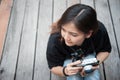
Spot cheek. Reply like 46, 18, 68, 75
72, 38, 82, 43
72, 36, 85, 45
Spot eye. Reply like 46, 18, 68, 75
72, 34, 78, 37
61, 27, 66, 32
70, 33, 78, 37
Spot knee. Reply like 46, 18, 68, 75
67, 74, 83, 80
85, 70, 100, 80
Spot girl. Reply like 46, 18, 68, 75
46, 4, 111, 80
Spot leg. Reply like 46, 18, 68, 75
84, 54, 100, 80
63, 53, 100, 80
67, 74, 83, 80
63, 59, 83, 80
84, 69, 100, 80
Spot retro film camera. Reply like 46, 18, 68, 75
71, 49, 99, 74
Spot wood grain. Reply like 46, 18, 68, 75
0, 0, 120, 80
95, 0, 120, 80
0, 0, 27, 80
33, 0, 52, 79
0, 0, 13, 59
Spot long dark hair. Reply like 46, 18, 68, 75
51, 4, 98, 35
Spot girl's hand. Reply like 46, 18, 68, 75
65, 60, 82, 76
80, 65, 99, 77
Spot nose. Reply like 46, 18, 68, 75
64, 33, 70, 41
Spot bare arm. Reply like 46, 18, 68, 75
51, 66, 64, 76
96, 52, 110, 64
50, 60, 82, 77
51, 52, 110, 76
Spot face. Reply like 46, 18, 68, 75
61, 22, 92, 46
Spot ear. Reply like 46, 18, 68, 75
85, 30, 93, 38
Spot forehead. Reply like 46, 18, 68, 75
62, 22, 82, 33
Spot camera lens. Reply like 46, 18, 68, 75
84, 65, 93, 74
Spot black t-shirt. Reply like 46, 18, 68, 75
46, 22, 111, 69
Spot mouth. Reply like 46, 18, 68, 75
65, 40, 72, 44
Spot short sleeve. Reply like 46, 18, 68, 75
92, 22, 112, 54
46, 33, 65, 69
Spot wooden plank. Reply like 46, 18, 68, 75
80, 0, 105, 80
99, 64, 105, 80
95, 0, 120, 80
0, 0, 27, 80
109, 0, 120, 56
51, 0, 67, 80
51, 74, 66, 80
0, 0, 13, 59
15, 0, 39, 80
33, 0, 52, 80
67, 0, 80, 8
81, 0, 94, 8
53, 0, 67, 22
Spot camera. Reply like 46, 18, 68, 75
79, 58, 99, 67
77, 58, 99, 73
71, 49, 99, 74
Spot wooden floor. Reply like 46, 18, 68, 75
0, 0, 13, 58
0, 0, 120, 80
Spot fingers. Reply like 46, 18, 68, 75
67, 68, 80, 75
80, 68, 86, 77
67, 60, 81, 67
65, 60, 82, 76
68, 66, 82, 72
80, 65, 100, 77
65, 66, 82, 76
92, 65, 99, 70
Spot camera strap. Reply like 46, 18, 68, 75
70, 47, 85, 62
